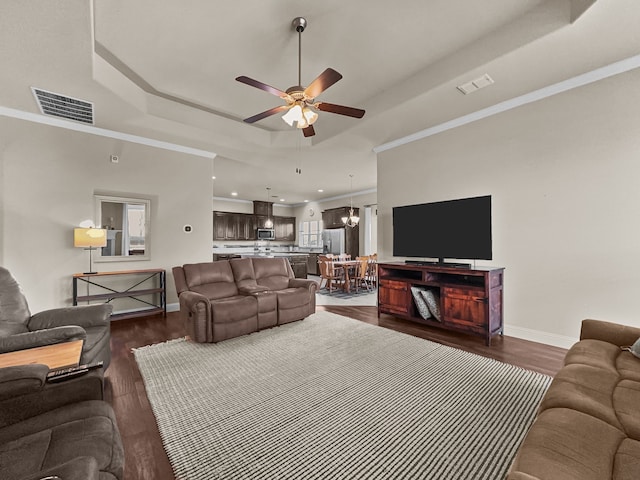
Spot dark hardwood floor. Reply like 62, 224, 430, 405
106, 307, 567, 480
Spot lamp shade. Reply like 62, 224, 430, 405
74, 228, 107, 248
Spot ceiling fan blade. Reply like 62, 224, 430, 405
236, 76, 291, 99
243, 104, 290, 124
316, 102, 365, 119
304, 68, 343, 99
302, 125, 316, 137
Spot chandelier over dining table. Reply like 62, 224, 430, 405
342, 174, 360, 228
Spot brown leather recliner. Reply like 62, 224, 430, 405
0, 267, 112, 368
173, 257, 317, 343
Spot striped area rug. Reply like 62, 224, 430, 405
133, 311, 551, 480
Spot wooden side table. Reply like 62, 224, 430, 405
0, 339, 83, 369
73, 269, 166, 321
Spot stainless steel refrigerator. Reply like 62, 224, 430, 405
321, 229, 345, 254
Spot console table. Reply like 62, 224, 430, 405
73, 269, 166, 321
377, 262, 504, 345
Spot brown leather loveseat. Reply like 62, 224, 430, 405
508, 319, 640, 480
173, 257, 317, 343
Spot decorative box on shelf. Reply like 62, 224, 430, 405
72, 269, 166, 321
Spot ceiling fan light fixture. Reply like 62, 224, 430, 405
303, 106, 318, 125
282, 104, 303, 127
282, 103, 317, 129
237, 16, 365, 137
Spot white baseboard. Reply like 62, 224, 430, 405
504, 324, 577, 349
167, 302, 179, 313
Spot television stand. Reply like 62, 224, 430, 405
404, 259, 471, 269
378, 262, 504, 345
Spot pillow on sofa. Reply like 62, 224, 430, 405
420, 290, 441, 322
410, 287, 431, 320
624, 337, 640, 359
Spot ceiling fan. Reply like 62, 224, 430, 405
236, 17, 365, 138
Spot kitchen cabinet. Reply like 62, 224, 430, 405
213, 212, 236, 240
213, 212, 254, 240
307, 253, 319, 276
274, 216, 296, 241
213, 211, 296, 241
287, 255, 308, 278
322, 206, 359, 229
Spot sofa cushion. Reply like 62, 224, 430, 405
614, 378, 640, 440
618, 352, 640, 382
230, 258, 258, 289
276, 287, 311, 310
510, 407, 626, 480
0, 400, 123, 480
539, 363, 622, 428
210, 296, 257, 324
253, 258, 291, 291
564, 339, 620, 373
0, 267, 31, 327
614, 438, 640, 479
183, 262, 238, 300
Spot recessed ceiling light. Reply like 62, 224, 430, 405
231, 192, 238, 196
211, 176, 216, 180
280, 198, 285, 202
304, 199, 309, 203
318, 189, 324, 193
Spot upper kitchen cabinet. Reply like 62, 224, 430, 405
213, 211, 236, 240
213, 212, 255, 240
274, 216, 296, 241
322, 206, 359, 229
213, 211, 296, 242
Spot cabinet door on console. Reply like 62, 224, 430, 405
379, 280, 410, 315
442, 287, 487, 332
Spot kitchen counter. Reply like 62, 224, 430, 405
239, 252, 309, 258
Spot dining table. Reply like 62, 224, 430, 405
330, 259, 359, 293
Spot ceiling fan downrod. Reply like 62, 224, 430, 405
292, 17, 307, 87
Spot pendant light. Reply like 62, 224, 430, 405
341, 174, 360, 228
264, 187, 274, 228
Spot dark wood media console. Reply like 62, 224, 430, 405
377, 262, 505, 345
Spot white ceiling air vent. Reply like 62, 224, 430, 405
31, 87, 94, 124
457, 74, 495, 95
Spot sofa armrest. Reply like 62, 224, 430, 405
28, 304, 113, 330
0, 326, 86, 354
580, 319, 640, 346
0, 364, 48, 401
0, 365, 104, 428
288, 278, 318, 292
179, 291, 212, 342
20, 456, 100, 480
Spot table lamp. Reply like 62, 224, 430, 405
74, 227, 107, 274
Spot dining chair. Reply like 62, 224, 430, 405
366, 254, 378, 287
318, 259, 345, 294
351, 257, 372, 293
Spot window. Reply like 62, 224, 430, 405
299, 220, 322, 247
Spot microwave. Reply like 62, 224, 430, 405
257, 228, 275, 240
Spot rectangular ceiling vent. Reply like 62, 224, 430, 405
457, 74, 495, 95
31, 87, 94, 124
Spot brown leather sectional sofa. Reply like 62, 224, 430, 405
508, 319, 640, 479
173, 257, 317, 343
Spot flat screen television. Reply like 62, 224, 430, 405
392, 195, 492, 266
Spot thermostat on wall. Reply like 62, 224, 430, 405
183, 225, 193, 233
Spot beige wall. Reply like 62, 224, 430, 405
378, 69, 640, 347
1, 117, 213, 311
